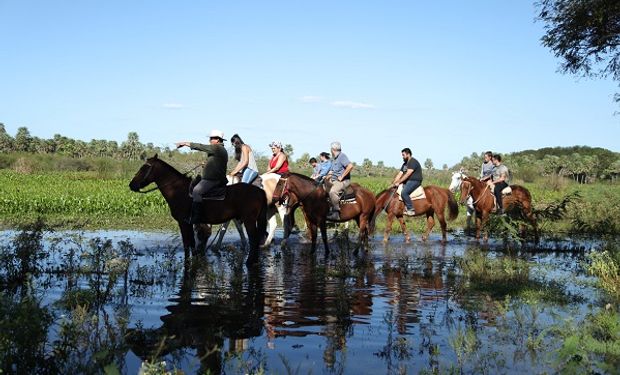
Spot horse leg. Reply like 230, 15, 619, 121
422, 214, 434, 242
307, 222, 318, 253
397, 215, 410, 243
263, 206, 278, 247
474, 215, 482, 241
480, 212, 490, 242
436, 211, 448, 244
194, 223, 212, 256
179, 222, 195, 258
243, 220, 260, 266
320, 220, 329, 255
384, 212, 395, 243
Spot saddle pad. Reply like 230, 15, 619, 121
202, 186, 226, 201
502, 186, 512, 195
396, 184, 426, 201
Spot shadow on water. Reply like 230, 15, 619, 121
1, 225, 618, 374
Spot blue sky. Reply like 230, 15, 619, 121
1, 1, 618, 168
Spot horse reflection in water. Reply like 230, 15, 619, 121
126, 262, 265, 374
127, 245, 462, 373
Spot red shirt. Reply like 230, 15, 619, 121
269, 153, 289, 175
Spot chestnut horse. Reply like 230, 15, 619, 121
129, 155, 268, 265
458, 176, 538, 241
281, 173, 376, 254
373, 185, 458, 243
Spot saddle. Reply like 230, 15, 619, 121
189, 175, 227, 201
491, 185, 513, 212
396, 185, 426, 201
340, 185, 356, 202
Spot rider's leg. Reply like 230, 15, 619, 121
241, 168, 258, 184
401, 180, 420, 216
493, 182, 507, 214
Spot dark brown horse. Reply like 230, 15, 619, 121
373, 186, 458, 243
459, 176, 538, 241
129, 155, 268, 264
281, 173, 376, 254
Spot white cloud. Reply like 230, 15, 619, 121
330, 100, 376, 109
162, 103, 186, 110
299, 95, 323, 103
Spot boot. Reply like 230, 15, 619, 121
326, 208, 340, 221
189, 202, 204, 224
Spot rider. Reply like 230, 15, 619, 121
229, 133, 259, 184
265, 141, 289, 176
479, 151, 495, 182
314, 152, 332, 184
327, 141, 353, 220
392, 147, 423, 216
488, 153, 509, 215
309, 157, 319, 178
175, 129, 228, 224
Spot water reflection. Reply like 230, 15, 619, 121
1, 229, 610, 374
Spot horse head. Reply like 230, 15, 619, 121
449, 171, 466, 193
129, 154, 160, 192
458, 177, 475, 205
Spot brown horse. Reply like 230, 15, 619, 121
373, 185, 458, 243
281, 173, 376, 254
459, 176, 538, 241
129, 155, 268, 265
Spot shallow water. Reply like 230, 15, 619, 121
0, 228, 606, 374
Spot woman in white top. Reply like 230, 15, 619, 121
229, 134, 259, 184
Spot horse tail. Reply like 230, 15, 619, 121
369, 187, 394, 234
446, 189, 459, 221
429, 186, 458, 222
258, 193, 268, 238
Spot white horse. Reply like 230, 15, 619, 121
449, 170, 475, 223
228, 173, 288, 247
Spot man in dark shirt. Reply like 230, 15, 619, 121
175, 129, 228, 223
392, 148, 423, 216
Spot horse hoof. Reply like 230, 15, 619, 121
382, 238, 389, 243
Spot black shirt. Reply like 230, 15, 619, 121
400, 157, 423, 182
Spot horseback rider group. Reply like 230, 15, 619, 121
177, 129, 509, 224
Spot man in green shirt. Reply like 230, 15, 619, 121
176, 129, 229, 223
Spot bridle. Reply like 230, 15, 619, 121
462, 178, 490, 205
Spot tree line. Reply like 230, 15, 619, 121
456, 146, 620, 183
2, 123, 619, 182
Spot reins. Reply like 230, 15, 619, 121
298, 179, 322, 203
382, 186, 398, 213
136, 162, 203, 194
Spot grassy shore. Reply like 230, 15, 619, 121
1, 170, 619, 235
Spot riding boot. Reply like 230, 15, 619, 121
327, 207, 340, 221
189, 202, 204, 224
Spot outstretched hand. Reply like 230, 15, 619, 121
175, 141, 188, 149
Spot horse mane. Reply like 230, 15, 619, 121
149, 157, 190, 181
289, 172, 316, 183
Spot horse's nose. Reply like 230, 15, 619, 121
129, 181, 139, 192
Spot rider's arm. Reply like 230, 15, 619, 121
492, 170, 507, 184
392, 171, 403, 185
230, 145, 250, 175
338, 163, 354, 181
318, 162, 331, 178
395, 169, 414, 185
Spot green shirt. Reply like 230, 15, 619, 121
189, 142, 228, 182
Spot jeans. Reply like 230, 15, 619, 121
493, 181, 508, 211
241, 168, 259, 184
401, 180, 422, 210
329, 179, 350, 211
